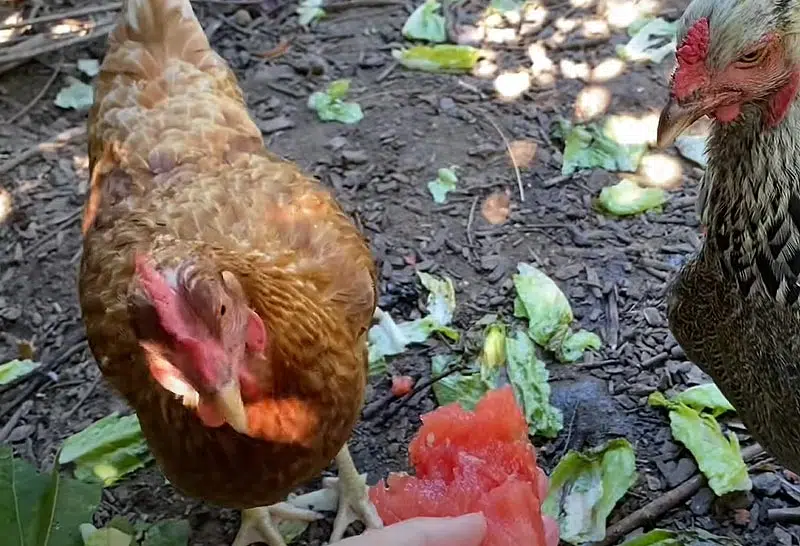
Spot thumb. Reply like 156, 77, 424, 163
343, 513, 487, 546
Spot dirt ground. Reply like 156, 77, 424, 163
2, 0, 800, 544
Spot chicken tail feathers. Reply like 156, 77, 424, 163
107, 0, 212, 71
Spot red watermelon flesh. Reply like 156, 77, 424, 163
369, 386, 548, 546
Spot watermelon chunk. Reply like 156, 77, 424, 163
369, 386, 549, 546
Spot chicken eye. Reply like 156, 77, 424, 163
737, 50, 763, 65
220, 305, 226, 316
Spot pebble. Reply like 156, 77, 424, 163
690, 487, 715, 516
774, 527, 793, 545
341, 150, 369, 164
664, 457, 697, 488
257, 116, 295, 134
233, 9, 252, 26
752, 472, 782, 497
642, 306, 663, 327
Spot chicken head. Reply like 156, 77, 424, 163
657, 0, 800, 147
130, 254, 267, 434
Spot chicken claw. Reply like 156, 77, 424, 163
325, 444, 384, 542
232, 503, 324, 546
288, 444, 384, 543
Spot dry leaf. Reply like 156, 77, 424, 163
508, 140, 538, 169
733, 508, 751, 526
481, 191, 511, 224
17, 339, 35, 360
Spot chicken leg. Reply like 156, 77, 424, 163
323, 444, 384, 542
231, 502, 323, 546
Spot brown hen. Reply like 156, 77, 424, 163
78, 0, 384, 544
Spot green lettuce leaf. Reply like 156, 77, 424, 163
402, 0, 447, 43
505, 330, 563, 437
616, 17, 677, 63
430, 354, 495, 410
557, 119, 647, 176
307, 79, 363, 124
0, 359, 41, 385
543, 439, 638, 544
673, 384, 735, 417
619, 528, 742, 546
649, 392, 751, 496
597, 179, 667, 217
427, 167, 458, 204
59, 413, 153, 486
392, 45, 480, 72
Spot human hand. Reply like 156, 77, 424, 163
339, 467, 559, 546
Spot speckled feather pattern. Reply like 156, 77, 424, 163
669, 84, 800, 471
78, 0, 377, 507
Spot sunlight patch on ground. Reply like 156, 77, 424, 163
528, 42, 556, 86
568, 0, 594, 8
495, 70, 531, 99
475, 58, 499, 78
51, 18, 94, 38
592, 57, 627, 82
639, 153, 683, 188
0, 188, 11, 225
560, 59, 590, 80
604, 0, 661, 29
0, 12, 24, 44
604, 113, 660, 146
574, 86, 611, 121
582, 18, 610, 38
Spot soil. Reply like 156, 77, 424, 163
1, 0, 798, 545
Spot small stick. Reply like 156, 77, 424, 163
0, 3, 122, 32
0, 125, 86, 175
767, 507, 800, 524
62, 374, 101, 421
466, 195, 478, 247
466, 106, 525, 202
0, 400, 33, 443
596, 444, 764, 546
0, 23, 114, 70
5, 58, 62, 125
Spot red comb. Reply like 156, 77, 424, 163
672, 17, 710, 100
677, 17, 710, 66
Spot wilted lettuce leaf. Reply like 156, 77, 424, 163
619, 528, 742, 546
675, 134, 708, 168
430, 354, 497, 410
513, 263, 601, 362
427, 167, 458, 204
392, 45, 481, 72
59, 413, 153, 486
55, 77, 94, 110
81, 524, 132, 546
673, 384, 735, 417
0, 359, 41, 385
597, 179, 667, 217
307, 79, 363, 124
505, 330, 563, 437
297, 0, 325, 25
557, 119, 646, 176
543, 439, 638, 544
402, 0, 447, 43
481, 322, 507, 370
649, 392, 751, 496
141, 519, 191, 546
560, 330, 603, 363
616, 17, 677, 63
418, 271, 456, 326
1, 447, 103, 546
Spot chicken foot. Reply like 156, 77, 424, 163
287, 444, 384, 543
231, 502, 323, 546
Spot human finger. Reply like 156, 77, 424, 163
338, 513, 487, 546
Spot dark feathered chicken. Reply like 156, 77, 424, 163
658, 0, 800, 474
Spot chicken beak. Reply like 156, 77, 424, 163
211, 379, 249, 434
656, 97, 703, 149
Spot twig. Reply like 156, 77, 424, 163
0, 400, 33, 443
5, 57, 62, 125
466, 195, 478, 247
541, 174, 571, 188
61, 374, 101, 421
466, 106, 525, 202
325, 0, 406, 13
0, 125, 86, 175
767, 507, 800, 524
595, 444, 764, 546
0, 3, 122, 32
26, 209, 81, 257
0, 22, 114, 71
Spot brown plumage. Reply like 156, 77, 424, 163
79, 0, 383, 543
658, 0, 800, 476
